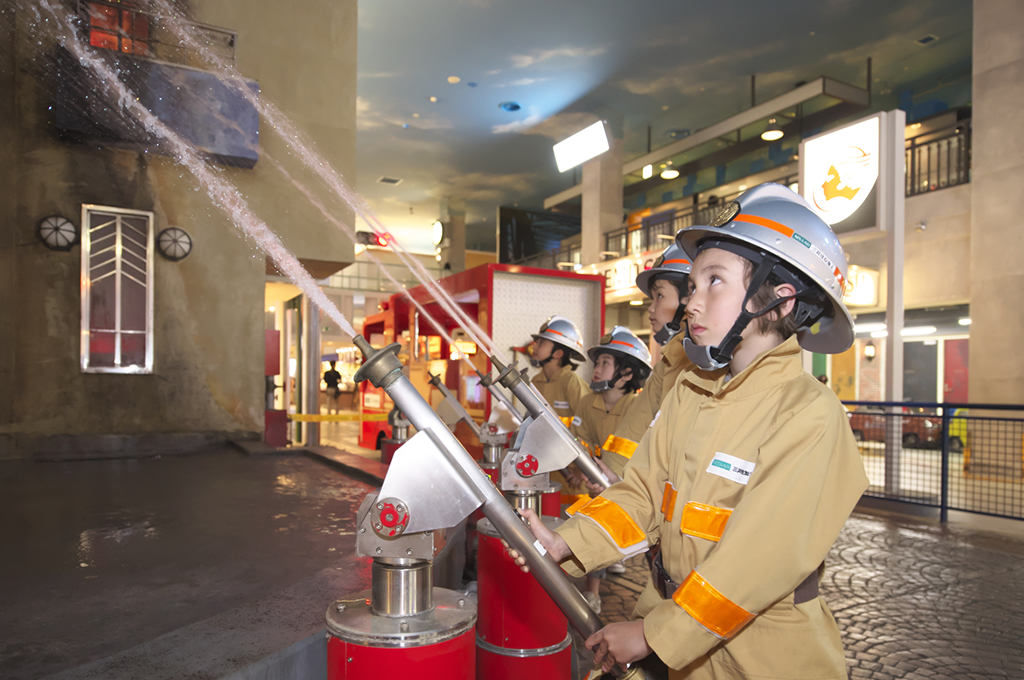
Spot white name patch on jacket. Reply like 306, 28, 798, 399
706, 452, 756, 485
554, 400, 569, 410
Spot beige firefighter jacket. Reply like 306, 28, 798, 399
556, 337, 868, 678
601, 338, 692, 477
531, 363, 588, 420
561, 390, 639, 498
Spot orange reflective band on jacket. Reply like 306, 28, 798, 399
565, 495, 593, 516
573, 496, 647, 549
602, 435, 638, 460
561, 493, 590, 507
680, 502, 733, 542
661, 482, 678, 521
672, 571, 754, 639
560, 416, 573, 428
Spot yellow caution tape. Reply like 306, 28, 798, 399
287, 413, 390, 422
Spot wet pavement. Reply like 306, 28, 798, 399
0, 448, 373, 680
593, 511, 1024, 678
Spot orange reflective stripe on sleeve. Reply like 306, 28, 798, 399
564, 495, 593, 515
574, 496, 647, 549
679, 502, 732, 542
672, 571, 754, 639
660, 482, 678, 521
602, 435, 638, 460
560, 416, 573, 428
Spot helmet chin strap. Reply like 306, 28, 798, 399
589, 368, 623, 393
683, 254, 800, 371
529, 353, 553, 369
653, 303, 688, 346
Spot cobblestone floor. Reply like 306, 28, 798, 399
590, 510, 1024, 678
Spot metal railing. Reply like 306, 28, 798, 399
905, 121, 971, 197
844, 400, 1024, 522
509, 242, 580, 270
324, 261, 444, 293
77, 0, 236, 66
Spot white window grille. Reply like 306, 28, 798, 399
80, 205, 154, 373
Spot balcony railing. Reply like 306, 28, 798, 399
509, 242, 581, 270
325, 261, 444, 293
905, 121, 971, 197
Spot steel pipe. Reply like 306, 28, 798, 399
490, 355, 611, 491
476, 369, 525, 424
429, 372, 482, 438
351, 337, 640, 677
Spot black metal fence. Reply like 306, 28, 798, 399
843, 401, 1024, 522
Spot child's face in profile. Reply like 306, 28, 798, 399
686, 248, 750, 348
647, 278, 683, 333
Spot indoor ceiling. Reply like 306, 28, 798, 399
355, 0, 972, 253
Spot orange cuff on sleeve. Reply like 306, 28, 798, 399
679, 502, 732, 542
560, 416, 573, 428
672, 571, 754, 639
574, 496, 647, 549
602, 435, 638, 460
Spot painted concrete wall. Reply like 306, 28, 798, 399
843, 183, 972, 315
0, 0, 356, 451
969, 0, 1024, 404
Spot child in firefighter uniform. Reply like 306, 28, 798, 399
600, 244, 694, 479
517, 184, 869, 678
568, 327, 653, 611
528, 315, 589, 420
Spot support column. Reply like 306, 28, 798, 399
441, 197, 466, 273
969, 0, 1024, 404
580, 138, 624, 267
304, 296, 321, 447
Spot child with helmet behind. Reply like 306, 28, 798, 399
513, 183, 869, 679
566, 326, 653, 612
598, 243, 694, 481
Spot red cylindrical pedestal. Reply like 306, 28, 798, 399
476, 635, 572, 680
326, 587, 476, 680
541, 489, 561, 517
380, 438, 403, 465
476, 518, 568, 650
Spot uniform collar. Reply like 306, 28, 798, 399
661, 337, 690, 369
591, 390, 634, 414
680, 335, 803, 400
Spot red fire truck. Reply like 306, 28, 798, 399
358, 263, 605, 454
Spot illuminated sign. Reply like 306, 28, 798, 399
801, 115, 880, 230
843, 265, 879, 307
592, 250, 660, 294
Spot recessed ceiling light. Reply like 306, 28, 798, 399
809, 31, 816, 36
661, 105, 669, 111
412, 113, 419, 118
630, 300, 644, 306
499, 101, 521, 112
916, 34, 938, 46
661, 169, 680, 180
667, 128, 690, 139
447, 76, 461, 84
377, 176, 403, 185
429, 96, 438, 103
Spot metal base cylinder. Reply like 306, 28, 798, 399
326, 586, 476, 680
371, 559, 432, 616
503, 488, 542, 516
476, 634, 572, 680
477, 517, 568, 650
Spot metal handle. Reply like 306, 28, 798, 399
491, 355, 610, 491
353, 339, 607, 640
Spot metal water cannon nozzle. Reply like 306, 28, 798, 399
387, 407, 410, 442
476, 367, 525, 424
429, 372, 482, 438
489, 355, 611, 492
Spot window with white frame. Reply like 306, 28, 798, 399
80, 205, 154, 373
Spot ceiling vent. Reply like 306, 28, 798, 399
377, 176, 403, 186
916, 34, 938, 46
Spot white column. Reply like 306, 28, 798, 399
580, 138, 624, 267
